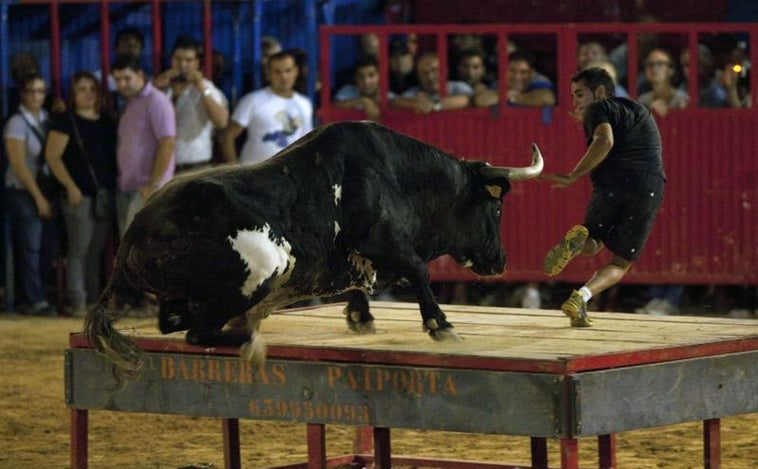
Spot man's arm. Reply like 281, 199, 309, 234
542, 122, 614, 188
220, 121, 244, 164
140, 136, 175, 200
200, 85, 229, 128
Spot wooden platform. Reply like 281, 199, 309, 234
66, 302, 758, 469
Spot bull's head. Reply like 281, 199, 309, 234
451, 144, 544, 276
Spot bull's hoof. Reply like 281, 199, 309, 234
239, 331, 266, 367
428, 327, 462, 342
344, 309, 376, 334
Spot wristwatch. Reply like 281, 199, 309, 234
202, 87, 213, 97
432, 98, 442, 111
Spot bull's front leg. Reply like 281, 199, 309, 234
385, 252, 461, 342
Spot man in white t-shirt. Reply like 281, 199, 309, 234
153, 35, 229, 173
221, 50, 313, 165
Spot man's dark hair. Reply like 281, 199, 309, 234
115, 26, 144, 47
354, 55, 379, 74
171, 35, 203, 59
111, 54, 143, 73
508, 50, 537, 69
571, 67, 616, 97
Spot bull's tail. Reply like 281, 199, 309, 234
83, 264, 144, 380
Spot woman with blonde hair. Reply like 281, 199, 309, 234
45, 71, 117, 316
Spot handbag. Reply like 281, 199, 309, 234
20, 112, 59, 200
67, 112, 113, 221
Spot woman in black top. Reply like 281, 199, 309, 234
45, 71, 117, 317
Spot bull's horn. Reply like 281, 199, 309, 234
482, 143, 544, 181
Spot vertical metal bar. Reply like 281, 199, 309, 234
560, 438, 580, 469
437, 30, 448, 97
1, 1, 9, 117
377, 29, 389, 111
99, 0, 111, 92
353, 425, 373, 454
373, 427, 391, 469
704, 418, 721, 469
252, 0, 262, 90
530, 437, 548, 469
221, 418, 241, 469
230, 2, 242, 104
305, 0, 317, 102
306, 423, 326, 469
151, 0, 162, 74
597, 434, 616, 469
627, 32, 638, 98
202, 0, 213, 78
558, 28, 577, 108
319, 28, 332, 112
49, 0, 62, 98
688, 30, 698, 107
497, 32, 509, 115
70, 408, 88, 469
750, 25, 758, 110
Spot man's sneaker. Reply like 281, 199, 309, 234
543, 225, 589, 276
561, 290, 593, 327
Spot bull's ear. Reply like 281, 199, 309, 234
485, 184, 502, 198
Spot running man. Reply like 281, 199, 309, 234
541, 67, 666, 327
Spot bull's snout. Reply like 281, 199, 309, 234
467, 250, 506, 277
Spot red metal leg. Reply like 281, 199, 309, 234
70, 408, 88, 469
307, 423, 326, 469
704, 418, 721, 469
222, 418, 241, 469
354, 425, 373, 454
598, 434, 616, 469
530, 437, 548, 469
560, 438, 579, 469
373, 427, 391, 469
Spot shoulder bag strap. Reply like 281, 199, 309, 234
18, 112, 47, 170
66, 112, 101, 188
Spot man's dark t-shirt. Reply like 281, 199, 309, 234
583, 97, 665, 187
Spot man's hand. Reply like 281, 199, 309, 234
153, 68, 181, 89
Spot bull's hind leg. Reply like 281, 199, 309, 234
185, 307, 249, 347
158, 299, 194, 334
343, 290, 375, 333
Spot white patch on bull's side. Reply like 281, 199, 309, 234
348, 251, 377, 292
228, 224, 296, 298
332, 184, 342, 205
333, 221, 341, 240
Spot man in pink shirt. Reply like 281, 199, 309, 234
112, 55, 176, 237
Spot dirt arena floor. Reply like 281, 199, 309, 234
1, 312, 756, 469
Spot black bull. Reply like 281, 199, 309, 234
86, 121, 543, 377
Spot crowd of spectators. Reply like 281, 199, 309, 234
1, 25, 754, 318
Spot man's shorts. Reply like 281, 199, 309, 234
584, 173, 664, 262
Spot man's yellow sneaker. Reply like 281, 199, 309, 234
561, 290, 593, 327
543, 225, 589, 276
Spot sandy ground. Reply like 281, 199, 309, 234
1, 312, 756, 469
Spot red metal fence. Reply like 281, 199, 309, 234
318, 23, 758, 285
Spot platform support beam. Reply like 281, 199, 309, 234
560, 438, 579, 469
704, 418, 721, 469
598, 434, 616, 469
530, 437, 548, 469
306, 423, 327, 469
222, 418, 241, 469
70, 408, 88, 469
374, 427, 391, 469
